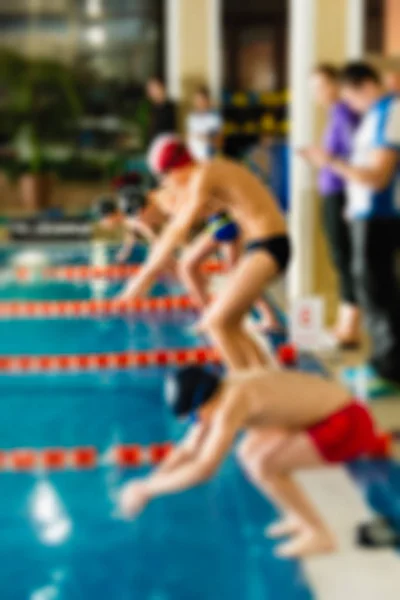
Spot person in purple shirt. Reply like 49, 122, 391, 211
301, 64, 360, 348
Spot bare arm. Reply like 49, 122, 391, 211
146, 410, 241, 498
300, 147, 398, 191
115, 230, 136, 263
328, 148, 398, 190
119, 168, 213, 299
151, 424, 208, 475
119, 385, 245, 517
129, 219, 157, 244
117, 219, 157, 262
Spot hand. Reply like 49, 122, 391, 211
114, 281, 138, 304
114, 276, 142, 303
119, 479, 151, 519
298, 146, 330, 169
116, 248, 131, 263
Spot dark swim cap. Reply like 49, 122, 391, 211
164, 365, 221, 418
94, 196, 118, 219
117, 184, 147, 216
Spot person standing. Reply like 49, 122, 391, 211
302, 62, 400, 392
146, 77, 177, 143
304, 64, 360, 348
186, 86, 224, 162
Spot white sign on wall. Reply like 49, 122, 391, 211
290, 296, 324, 350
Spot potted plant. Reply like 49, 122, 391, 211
0, 51, 82, 212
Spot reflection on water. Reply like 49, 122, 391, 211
30, 480, 72, 546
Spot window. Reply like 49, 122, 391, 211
0, 0, 164, 83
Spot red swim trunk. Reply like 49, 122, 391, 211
307, 401, 377, 463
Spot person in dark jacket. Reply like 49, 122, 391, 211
146, 77, 177, 143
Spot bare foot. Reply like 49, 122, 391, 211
254, 300, 281, 332
332, 303, 361, 347
275, 529, 336, 558
331, 328, 361, 348
265, 518, 302, 539
253, 319, 282, 333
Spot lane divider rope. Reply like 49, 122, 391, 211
0, 295, 196, 319
0, 442, 174, 472
15, 260, 225, 282
0, 346, 219, 373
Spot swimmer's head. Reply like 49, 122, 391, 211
164, 365, 222, 422
94, 196, 123, 229
118, 184, 147, 216
148, 134, 195, 180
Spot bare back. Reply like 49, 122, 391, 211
201, 158, 286, 240
221, 370, 350, 432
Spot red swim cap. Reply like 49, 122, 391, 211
148, 134, 194, 176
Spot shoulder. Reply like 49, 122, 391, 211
332, 102, 358, 126
208, 156, 237, 170
370, 95, 400, 123
372, 95, 400, 144
202, 157, 240, 182
196, 157, 229, 176
382, 95, 400, 124
216, 383, 247, 427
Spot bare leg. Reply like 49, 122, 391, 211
221, 242, 279, 331
220, 239, 242, 269
207, 321, 270, 369
179, 232, 219, 308
201, 252, 279, 370
254, 298, 281, 331
238, 430, 336, 558
238, 431, 301, 538
333, 303, 361, 345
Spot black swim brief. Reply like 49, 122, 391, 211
245, 234, 291, 273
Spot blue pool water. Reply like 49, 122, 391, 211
0, 244, 314, 599
2, 244, 400, 598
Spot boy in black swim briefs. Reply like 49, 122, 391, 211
118, 134, 291, 371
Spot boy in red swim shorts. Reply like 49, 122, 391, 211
120, 368, 382, 558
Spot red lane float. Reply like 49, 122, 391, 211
0, 434, 391, 473
0, 295, 196, 320
15, 260, 225, 282
0, 346, 219, 374
0, 443, 174, 472
277, 343, 298, 366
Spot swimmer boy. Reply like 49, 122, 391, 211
120, 367, 381, 558
95, 185, 170, 264
118, 134, 290, 370
179, 211, 278, 329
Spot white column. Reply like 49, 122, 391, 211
165, 0, 181, 100
208, 0, 223, 101
347, 0, 365, 59
288, 0, 316, 300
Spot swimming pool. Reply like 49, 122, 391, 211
0, 243, 315, 600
